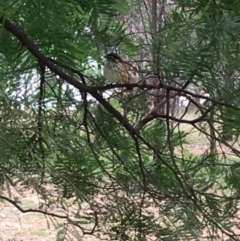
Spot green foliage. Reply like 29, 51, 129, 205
1, 0, 240, 240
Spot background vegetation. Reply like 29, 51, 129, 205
1, 0, 240, 240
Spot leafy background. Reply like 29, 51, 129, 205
1, 0, 240, 240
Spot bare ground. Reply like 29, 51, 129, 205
0, 190, 58, 241
1, 143, 239, 241
1, 113, 240, 241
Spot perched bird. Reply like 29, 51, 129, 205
103, 53, 132, 90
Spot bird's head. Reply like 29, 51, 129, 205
105, 53, 122, 62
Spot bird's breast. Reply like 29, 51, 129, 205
104, 66, 122, 83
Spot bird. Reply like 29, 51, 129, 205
103, 52, 132, 90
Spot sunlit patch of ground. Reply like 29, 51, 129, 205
0, 187, 100, 241
176, 111, 240, 156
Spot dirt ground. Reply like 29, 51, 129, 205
1, 113, 240, 241
0, 145, 240, 241
1, 143, 239, 241
0, 186, 102, 241
0, 188, 59, 241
